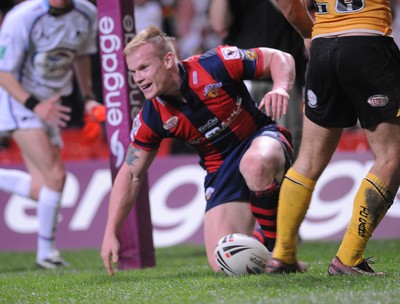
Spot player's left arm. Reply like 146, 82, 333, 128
73, 55, 103, 120
257, 47, 295, 121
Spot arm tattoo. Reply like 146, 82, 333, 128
125, 145, 143, 166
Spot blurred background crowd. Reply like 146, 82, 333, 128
0, 0, 223, 156
1, 0, 400, 157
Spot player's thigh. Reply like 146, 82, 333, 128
294, 116, 343, 179
204, 201, 255, 270
12, 128, 65, 190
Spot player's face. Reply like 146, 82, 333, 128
49, 0, 72, 8
127, 43, 173, 99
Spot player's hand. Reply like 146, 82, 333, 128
84, 100, 105, 122
34, 95, 71, 127
258, 88, 289, 121
101, 233, 120, 276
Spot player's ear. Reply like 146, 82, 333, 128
164, 52, 175, 69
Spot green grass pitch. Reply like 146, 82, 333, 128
1, 240, 400, 303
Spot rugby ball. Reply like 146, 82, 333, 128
214, 233, 271, 276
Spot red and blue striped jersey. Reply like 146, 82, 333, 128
130, 45, 274, 173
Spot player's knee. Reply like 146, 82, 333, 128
46, 166, 67, 191
240, 150, 266, 175
240, 152, 278, 189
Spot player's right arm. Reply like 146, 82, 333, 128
275, 0, 314, 39
209, 0, 233, 37
101, 145, 157, 276
0, 71, 31, 103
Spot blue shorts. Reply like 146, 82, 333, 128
204, 124, 293, 212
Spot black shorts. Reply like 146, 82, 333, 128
305, 36, 400, 128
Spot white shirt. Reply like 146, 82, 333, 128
0, 0, 98, 100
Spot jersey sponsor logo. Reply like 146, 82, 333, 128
198, 117, 219, 133
204, 82, 222, 98
221, 46, 240, 60
163, 116, 178, 130
243, 50, 257, 61
32, 48, 75, 79
205, 126, 221, 139
307, 89, 318, 108
367, 95, 388, 107
203, 97, 243, 140
220, 96, 242, 129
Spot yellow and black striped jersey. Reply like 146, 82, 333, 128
312, 0, 392, 38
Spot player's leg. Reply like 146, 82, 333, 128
0, 167, 31, 197
239, 135, 286, 252
204, 201, 255, 272
270, 116, 342, 269
328, 36, 400, 275
330, 117, 400, 275
12, 128, 68, 268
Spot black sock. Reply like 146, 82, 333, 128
250, 180, 280, 252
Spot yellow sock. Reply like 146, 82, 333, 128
337, 172, 393, 266
273, 168, 316, 264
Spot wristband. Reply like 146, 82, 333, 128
24, 96, 40, 111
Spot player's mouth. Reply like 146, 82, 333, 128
141, 83, 152, 93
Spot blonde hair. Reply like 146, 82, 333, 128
124, 26, 177, 62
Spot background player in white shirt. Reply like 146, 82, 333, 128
0, 0, 101, 269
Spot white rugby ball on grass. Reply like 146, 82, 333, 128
214, 233, 271, 276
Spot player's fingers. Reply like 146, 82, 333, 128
269, 93, 289, 120
274, 96, 285, 120
107, 260, 115, 277
112, 250, 119, 264
257, 99, 264, 111
277, 95, 289, 119
101, 252, 115, 276
270, 97, 278, 121
282, 97, 288, 115
261, 96, 272, 117
265, 94, 276, 120
56, 105, 71, 124
106, 261, 115, 276
58, 112, 71, 123
54, 111, 71, 128
57, 104, 72, 114
105, 251, 118, 276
